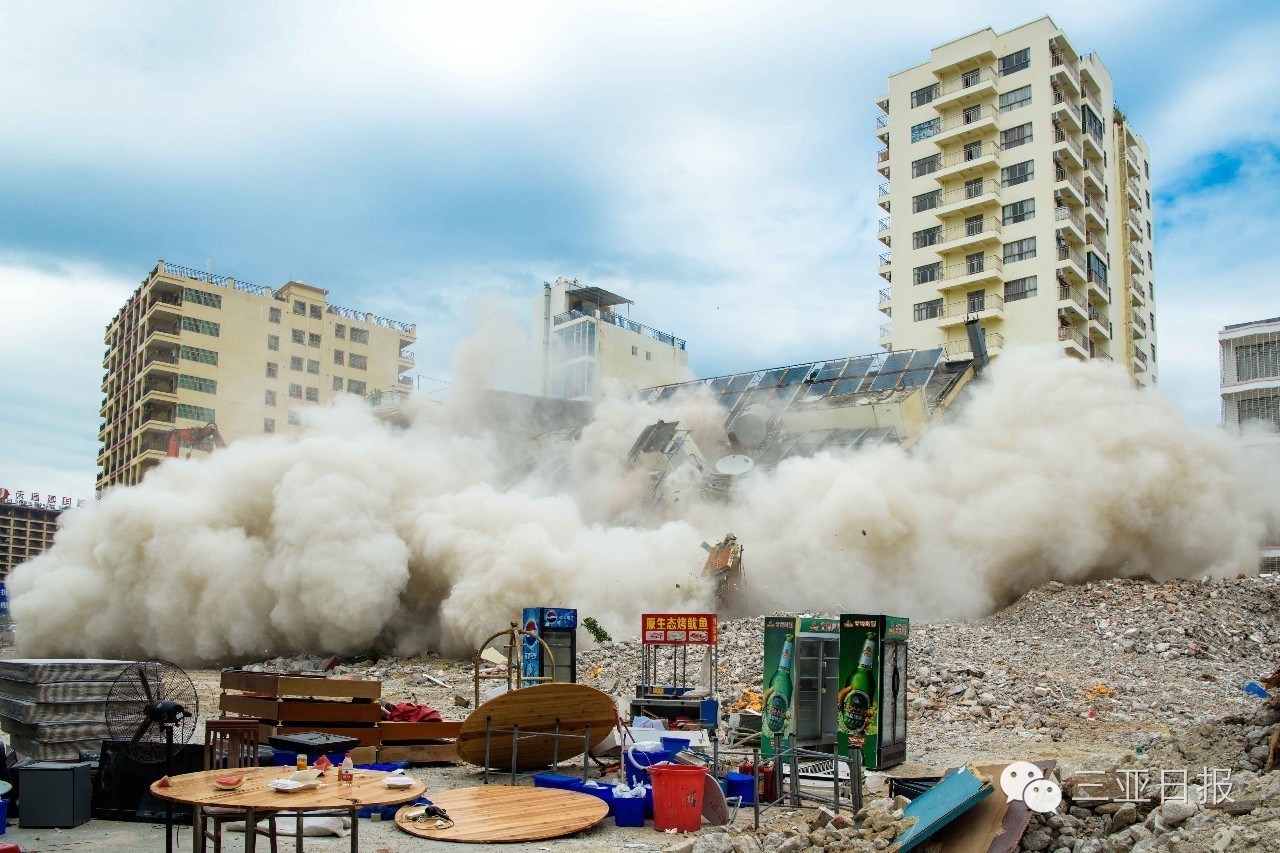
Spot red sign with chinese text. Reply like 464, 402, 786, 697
641, 613, 718, 645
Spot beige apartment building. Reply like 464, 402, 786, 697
98, 261, 416, 491
875, 17, 1158, 386
532, 277, 690, 400
0, 502, 63, 582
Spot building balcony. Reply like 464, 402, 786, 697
137, 446, 168, 466
1083, 158, 1105, 195
932, 67, 998, 110
932, 106, 998, 145
1133, 346, 1149, 372
1059, 324, 1088, 357
1131, 277, 1146, 306
399, 351, 415, 365
143, 296, 182, 326
875, 113, 889, 140
551, 304, 687, 350
1051, 90, 1082, 131
879, 321, 892, 340
1057, 245, 1087, 286
876, 93, 889, 113
1087, 270, 1111, 303
877, 217, 891, 246
878, 287, 892, 315
1126, 147, 1142, 177
943, 330, 1004, 359
1050, 51, 1081, 93
878, 182, 891, 212
1082, 86, 1103, 118
1055, 206, 1086, 245
1129, 242, 1145, 272
139, 383, 177, 408
1058, 282, 1088, 322
1083, 195, 1107, 233
935, 179, 999, 217
933, 145, 999, 181
1088, 304, 1111, 340
876, 147, 891, 178
1089, 340, 1111, 361
1131, 310, 1148, 339
938, 292, 1004, 328
937, 216, 1001, 253
145, 324, 181, 346
937, 254, 1003, 291
1127, 210, 1143, 240
1054, 166, 1085, 208
1083, 128, 1105, 161
1052, 127, 1083, 169
1126, 176, 1142, 209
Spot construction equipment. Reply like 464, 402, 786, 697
166, 423, 226, 458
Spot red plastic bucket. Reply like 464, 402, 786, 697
650, 764, 706, 832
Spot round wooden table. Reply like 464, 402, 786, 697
149, 766, 426, 853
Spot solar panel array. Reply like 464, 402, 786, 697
631, 348, 945, 423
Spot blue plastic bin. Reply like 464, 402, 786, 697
660, 736, 691, 753
533, 773, 580, 790
614, 795, 645, 827
725, 771, 756, 804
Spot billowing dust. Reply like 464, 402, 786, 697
11, 347, 1277, 665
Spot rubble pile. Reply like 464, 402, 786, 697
662, 798, 918, 853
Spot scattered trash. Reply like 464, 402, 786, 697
1244, 681, 1269, 698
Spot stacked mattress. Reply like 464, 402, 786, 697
0, 659, 136, 759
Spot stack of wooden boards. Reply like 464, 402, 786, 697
219, 669, 462, 763
0, 659, 136, 760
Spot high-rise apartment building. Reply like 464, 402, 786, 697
532, 277, 690, 400
0, 501, 62, 582
98, 260, 416, 492
874, 17, 1157, 385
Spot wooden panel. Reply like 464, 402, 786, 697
394, 786, 607, 843
378, 721, 463, 741
219, 693, 381, 723
378, 743, 459, 764
150, 767, 423, 810
456, 683, 617, 771
220, 670, 380, 700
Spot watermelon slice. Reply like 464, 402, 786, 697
157, 776, 171, 788
213, 774, 245, 790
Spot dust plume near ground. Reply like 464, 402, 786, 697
10, 348, 1277, 665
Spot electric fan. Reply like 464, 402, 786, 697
106, 660, 199, 853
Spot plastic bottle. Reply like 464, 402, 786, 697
296, 753, 307, 772
341, 753, 354, 784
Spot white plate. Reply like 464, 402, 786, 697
384, 777, 414, 789
268, 780, 319, 793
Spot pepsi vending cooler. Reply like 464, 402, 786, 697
521, 607, 578, 684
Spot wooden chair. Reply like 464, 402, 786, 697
200, 718, 278, 853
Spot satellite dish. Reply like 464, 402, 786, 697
729, 406, 770, 448
715, 454, 755, 476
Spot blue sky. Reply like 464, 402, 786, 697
2, 0, 1279, 500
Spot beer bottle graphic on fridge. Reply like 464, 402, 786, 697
763, 633, 795, 735
839, 634, 877, 738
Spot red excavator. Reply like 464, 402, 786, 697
166, 423, 227, 458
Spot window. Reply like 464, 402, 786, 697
1001, 160, 1034, 187
1000, 122, 1033, 150
334, 350, 345, 365
309, 304, 322, 320
999, 85, 1032, 113
350, 328, 369, 345
1145, 190, 1151, 208
1003, 237, 1037, 263
646, 352, 652, 361
347, 379, 366, 395
911, 83, 939, 108
265, 390, 277, 406
912, 153, 941, 177
264, 418, 275, 433
913, 226, 941, 249
308, 332, 321, 348
179, 345, 218, 365
306, 359, 319, 375
1148, 251, 1153, 270
1147, 221, 1152, 239
268, 334, 279, 351
913, 298, 943, 321
913, 262, 941, 285
178, 374, 216, 394
305, 387, 318, 402
288, 410, 301, 426
967, 289, 986, 312
963, 140, 983, 161
1236, 343, 1280, 382
266, 362, 278, 378
964, 214, 984, 236
332, 376, 344, 391
181, 316, 220, 337
293, 300, 306, 315
913, 189, 941, 213
1086, 252, 1109, 283
1238, 395, 1280, 428
1082, 104, 1105, 141
176, 403, 215, 422
1004, 276, 1038, 302
269, 306, 281, 324
1002, 198, 1035, 225
965, 252, 985, 274
334, 324, 345, 339
350, 353, 368, 370
998, 47, 1030, 76
1144, 161, 1150, 178
289, 383, 302, 399
911, 117, 940, 143
964, 177, 984, 198
182, 287, 221, 309
290, 356, 303, 371
291, 329, 305, 344
631, 345, 638, 356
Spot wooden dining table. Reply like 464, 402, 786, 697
149, 766, 427, 853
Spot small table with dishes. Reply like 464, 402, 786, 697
149, 765, 426, 853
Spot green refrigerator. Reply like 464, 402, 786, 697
836, 613, 908, 770
761, 616, 841, 757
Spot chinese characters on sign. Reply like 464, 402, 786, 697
1072, 768, 1233, 806
0, 488, 85, 509
641, 613, 718, 645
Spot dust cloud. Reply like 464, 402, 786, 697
10, 347, 1276, 665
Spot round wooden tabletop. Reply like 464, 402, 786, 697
456, 683, 618, 771
394, 785, 609, 843
149, 766, 426, 811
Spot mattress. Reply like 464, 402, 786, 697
0, 659, 135, 683
0, 679, 116, 703
0, 716, 112, 743
0, 696, 113, 724
4, 732, 102, 761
